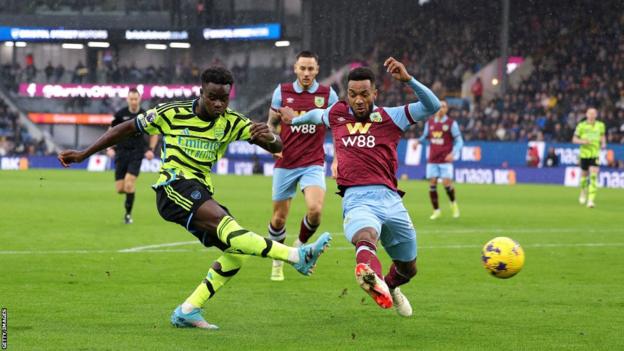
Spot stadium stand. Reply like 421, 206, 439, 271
1, 0, 623, 155
370, 0, 624, 144
0, 95, 45, 156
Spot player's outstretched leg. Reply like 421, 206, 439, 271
171, 253, 248, 329
192, 200, 331, 275
352, 229, 392, 309
216, 215, 331, 275
384, 261, 417, 317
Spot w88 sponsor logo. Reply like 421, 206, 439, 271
341, 135, 376, 148
290, 125, 317, 134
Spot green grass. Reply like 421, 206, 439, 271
1, 169, 623, 350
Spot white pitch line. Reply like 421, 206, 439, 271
421, 228, 624, 234
2, 242, 624, 255
113, 227, 624, 253
117, 241, 198, 253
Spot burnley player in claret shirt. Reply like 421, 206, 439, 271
415, 100, 464, 220
280, 58, 441, 317
265, 50, 339, 281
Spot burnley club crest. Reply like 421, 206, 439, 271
314, 96, 325, 108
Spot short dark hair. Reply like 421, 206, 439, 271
128, 87, 140, 95
201, 67, 234, 86
347, 67, 375, 85
295, 50, 319, 63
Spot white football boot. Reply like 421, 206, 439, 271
579, 189, 587, 205
390, 287, 413, 317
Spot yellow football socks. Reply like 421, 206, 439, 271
186, 253, 248, 307
588, 173, 597, 201
216, 216, 290, 261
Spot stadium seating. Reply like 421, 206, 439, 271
0, 95, 40, 156
371, 0, 624, 144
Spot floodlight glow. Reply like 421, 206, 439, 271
87, 41, 110, 48
169, 42, 191, 49
145, 43, 167, 50
62, 43, 84, 49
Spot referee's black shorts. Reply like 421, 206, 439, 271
114, 154, 142, 180
154, 179, 231, 249
579, 157, 598, 171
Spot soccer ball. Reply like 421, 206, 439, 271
481, 237, 525, 278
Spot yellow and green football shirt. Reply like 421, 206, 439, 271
135, 99, 252, 193
574, 120, 605, 159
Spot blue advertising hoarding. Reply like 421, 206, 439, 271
0, 26, 108, 41
3, 141, 624, 188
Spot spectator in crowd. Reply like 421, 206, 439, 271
0, 136, 9, 156
471, 77, 483, 108
44, 62, 55, 82
54, 63, 65, 83
544, 147, 559, 167
72, 61, 88, 83
526, 145, 541, 167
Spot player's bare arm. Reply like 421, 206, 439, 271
267, 109, 283, 158
105, 126, 116, 158
58, 119, 138, 167
250, 122, 283, 154
331, 145, 338, 179
267, 109, 282, 134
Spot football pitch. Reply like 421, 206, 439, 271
1, 170, 623, 350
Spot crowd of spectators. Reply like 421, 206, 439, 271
372, 0, 624, 145
2, 1, 624, 159
0, 97, 48, 157
1, 59, 248, 87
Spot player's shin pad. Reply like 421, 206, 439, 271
217, 216, 290, 261
187, 253, 248, 307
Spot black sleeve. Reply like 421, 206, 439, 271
111, 110, 123, 128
